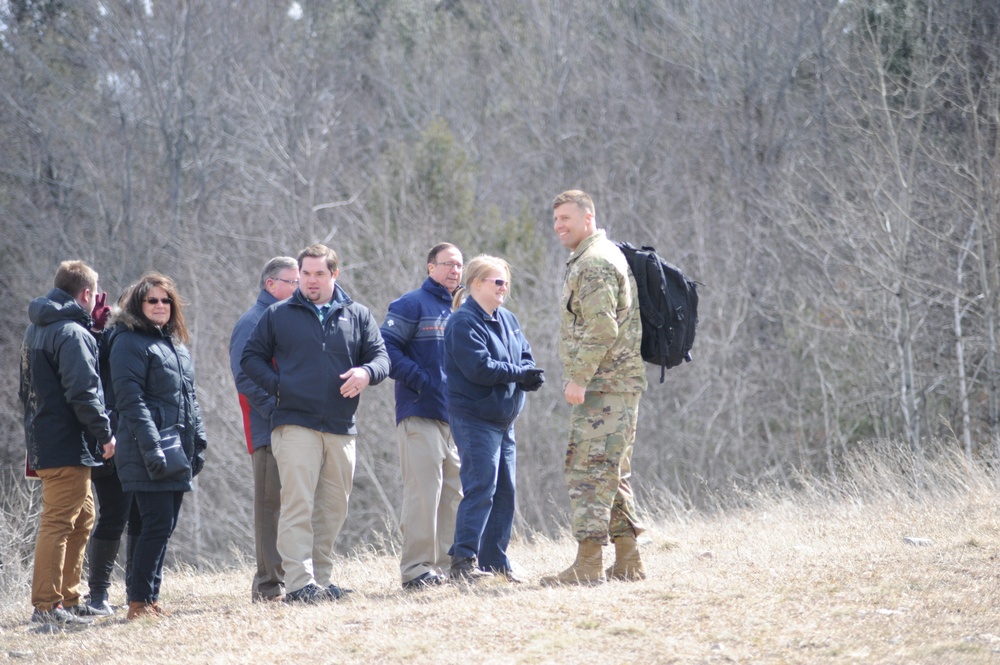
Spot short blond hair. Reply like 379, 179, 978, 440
552, 190, 595, 216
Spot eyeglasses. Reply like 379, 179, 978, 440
144, 297, 173, 305
273, 278, 299, 285
489, 279, 509, 287
434, 261, 463, 270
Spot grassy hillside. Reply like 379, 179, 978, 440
2, 447, 999, 664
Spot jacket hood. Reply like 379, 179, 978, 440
28, 288, 91, 327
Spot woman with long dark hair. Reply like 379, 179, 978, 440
110, 272, 207, 620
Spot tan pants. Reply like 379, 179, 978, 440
251, 446, 284, 600
397, 417, 462, 583
32, 465, 94, 611
272, 425, 355, 593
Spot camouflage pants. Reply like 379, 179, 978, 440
564, 391, 643, 545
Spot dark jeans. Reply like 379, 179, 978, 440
91, 470, 133, 541
128, 490, 184, 604
448, 415, 517, 572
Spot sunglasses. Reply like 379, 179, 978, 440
144, 297, 173, 305
491, 279, 509, 287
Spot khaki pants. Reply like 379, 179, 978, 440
252, 446, 284, 600
32, 465, 94, 611
272, 425, 355, 593
397, 417, 462, 583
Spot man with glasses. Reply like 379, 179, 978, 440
241, 244, 390, 603
20, 260, 116, 628
381, 243, 464, 589
229, 256, 298, 602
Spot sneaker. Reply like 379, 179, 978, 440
83, 597, 115, 616
284, 583, 326, 604
449, 556, 494, 582
32, 605, 92, 629
324, 584, 353, 601
66, 602, 110, 617
402, 571, 446, 590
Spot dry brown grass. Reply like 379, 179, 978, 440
3, 480, 1000, 664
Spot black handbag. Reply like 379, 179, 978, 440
158, 425, 191, 479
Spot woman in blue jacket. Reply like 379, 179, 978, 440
111, 273, 208, 620
444, 255, 544, 581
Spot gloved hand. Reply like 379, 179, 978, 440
143, 446, 168, 480
91, 292, 111, 332
519, 367, 545, 392
191, 452, 205, 477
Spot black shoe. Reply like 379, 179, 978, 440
284, 583, 326, 604
449, 556, 493, 582
493, 568, 525, 584
83, 596, 115, 616
66, 602, 109, 617
324, 584, 353, 601
31, 605, 92, 629
402, 571, 446, 590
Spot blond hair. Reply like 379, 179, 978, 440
552, 189, 595, 216
451, 254, 511, 310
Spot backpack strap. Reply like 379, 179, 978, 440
643, 247, 671, 383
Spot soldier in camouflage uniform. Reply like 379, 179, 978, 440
541, 190, 648, 587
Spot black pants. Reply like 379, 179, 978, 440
91, 470, 134, 541
128, 490, 184, 604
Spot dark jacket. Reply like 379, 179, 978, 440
241, 284, 390, 436
110, 309, 208, 493
443, 297, 535, 425
229, 289, 282, 454
19, 288, 112, 471
91, 320, 126, 478
381, 277, 453, 425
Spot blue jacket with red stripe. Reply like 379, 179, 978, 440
380, 277, 453, 425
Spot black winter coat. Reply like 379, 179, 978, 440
110, 310, 208, 492
241, 285, 390, 436
19, 288, 112, 470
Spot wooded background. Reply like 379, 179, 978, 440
2, 0, 998, 565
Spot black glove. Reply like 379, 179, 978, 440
91, 292, 111, 332
519, 368, 545, 392
191, 452, 205, 477
142, 446, 168, 480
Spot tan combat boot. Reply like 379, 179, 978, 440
540, 540, 606, 586
606, 536, 646, 581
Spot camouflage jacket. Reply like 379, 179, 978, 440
559, 230, 647, 394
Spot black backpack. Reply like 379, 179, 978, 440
615, 241, 699, 383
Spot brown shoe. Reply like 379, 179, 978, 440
449, 556, 493, 582
149, 601, 172, 617
126, 601, 159, 621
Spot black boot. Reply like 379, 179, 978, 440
86, 538, 121, 615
